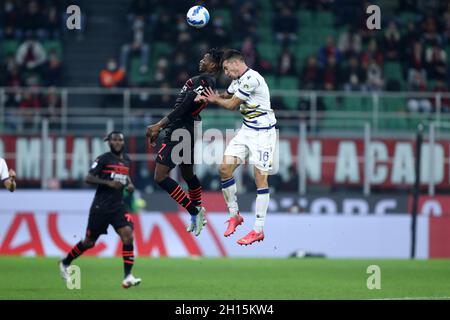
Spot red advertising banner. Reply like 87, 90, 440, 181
1, 135, 450, 189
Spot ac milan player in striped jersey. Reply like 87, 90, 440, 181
59, 131, 141, 288
146, 48, 223, 236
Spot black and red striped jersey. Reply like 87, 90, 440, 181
165, 73, 216, 132
88, 152, 131, 209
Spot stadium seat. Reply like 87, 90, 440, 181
383, 61, 404, 82
43, 40, 63, 58
298, 10, 313, 26
264, 75, 277, 90
379, 97, 406, 112
279, 77, 299, 110
257, 26, 274, 43
313, 11, 334, 27
256, 42, 280, 66
153, 42, 172, 58
321, 96, 337, 110
342, 96, 364, 111
213, 9, 232, 30
129, 57, 152, 85
0, 40, 19, 57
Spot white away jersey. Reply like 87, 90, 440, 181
227, 68, 276, 129
0, 157, 9, 181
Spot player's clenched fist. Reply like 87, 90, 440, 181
146, 124, 161, 147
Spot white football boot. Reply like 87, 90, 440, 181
58, 260, 69, 281
122, 274, 142, 289
186, 207, 207, 235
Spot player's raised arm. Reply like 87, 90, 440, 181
146, 83, 199, 146
203, 87, 243, 111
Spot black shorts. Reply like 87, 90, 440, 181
86, 204, 133, 240
156, 128, 195, 169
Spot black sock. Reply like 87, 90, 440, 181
158, 177, 199, 215
62, 241, 88, 265
122, 243, 134, 277
186, 175, 202, 207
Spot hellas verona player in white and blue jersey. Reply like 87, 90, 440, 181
201, 49, 276, 246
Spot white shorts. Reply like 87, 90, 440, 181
224, 125, 277, 172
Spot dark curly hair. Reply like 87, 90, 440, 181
207, 48, 224, 71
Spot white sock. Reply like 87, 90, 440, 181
221, 177, 239, 217
254, 188, 270, 232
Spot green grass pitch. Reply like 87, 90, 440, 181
0, 257, 449, 300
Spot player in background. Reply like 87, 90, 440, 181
59, 131, 141, 288
146, 48, 223, 236
0, 157, 16, 192
199, 49, 277, 246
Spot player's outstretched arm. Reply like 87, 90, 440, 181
203, 87, 243, 111
85, 174, 122, 189
3, 169, 16, 192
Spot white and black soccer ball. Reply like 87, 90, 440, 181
186, 5, 210, 28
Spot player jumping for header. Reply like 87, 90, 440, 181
59, 131, 141, 288
198, 49, 277, 246
146, 48, 223, 236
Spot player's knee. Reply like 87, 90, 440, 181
154, 171, 168, 184
122, 234, 133, 245
219, 164, 232, 179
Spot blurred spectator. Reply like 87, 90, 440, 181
361, 38, 383, 66
43, 52, 63, 86
43, 87, 62, 127
128, 0, 151, 20
99, 58, 126, 108
153, 57, 170, 85
0, 0, 23, 39
210, 15, 231, 48
15, 37, 47, 72
425, 42, 448, 80
23, 0, 46, 39
443, 3, 450, 44
365, 59, 384, 91
407, 69, 432, 113
18, 90, 41, 129
45, 5, 61, 39
241, 37, 259, 69
407, 41, 426, 74
342, 56, 366, 91
277, 47, 296, 76
100, 58, 126, 88
301, 56, 321, 90
383, 21, 402, 61
234, 1, 258, 41
322, 56, 341, 91
403, 21, 420, 56
274, 7, 298, 45
432, 80, 450, 113
120, 16, 150, 74
421, 14, 443, 48
337, 25, 362, 58
318, 36, 342, 66
153, 13, 173, 42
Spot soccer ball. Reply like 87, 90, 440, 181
186, 5, 210, 28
